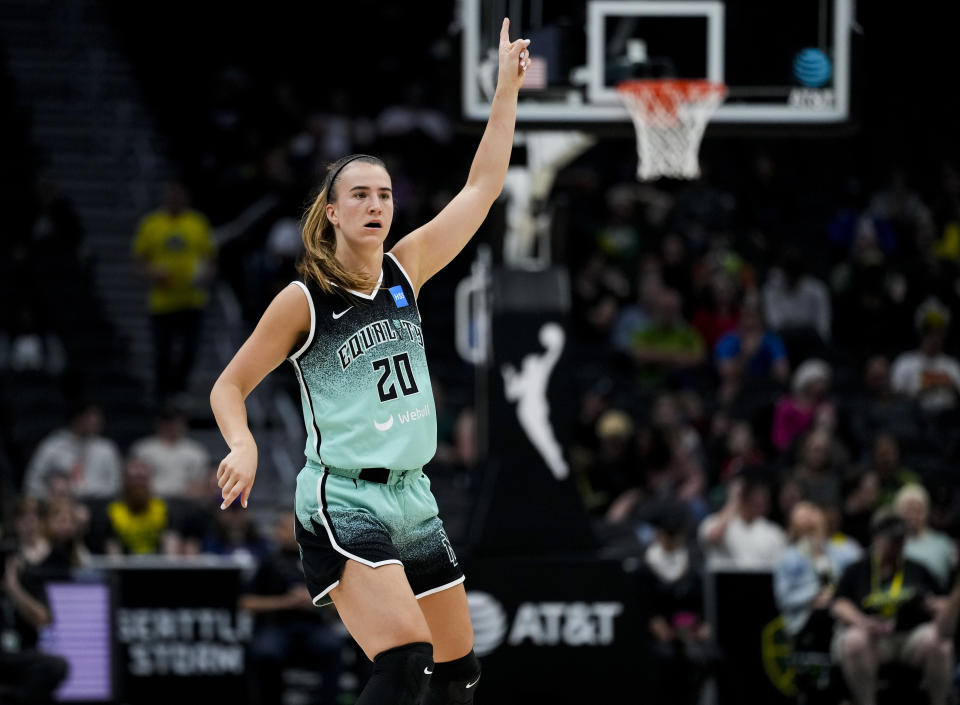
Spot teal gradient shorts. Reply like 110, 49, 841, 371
294, 464, 464, 606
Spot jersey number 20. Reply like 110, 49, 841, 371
372, 353, 419, 402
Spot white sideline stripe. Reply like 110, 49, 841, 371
415, 575, 465, 600
385, 251, 419, 302
313, 580, 340, 605
288, 281, 316, 360
315, 471, 404, 569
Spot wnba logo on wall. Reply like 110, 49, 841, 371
467, 591, 624, 656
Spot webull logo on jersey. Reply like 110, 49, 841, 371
337, 318, 424, 371
399, 404, 430, 424
374, 404, 431, 433
467, 591, 623, 657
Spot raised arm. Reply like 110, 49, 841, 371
390, 18, 529, 293
210, 284, 310, 509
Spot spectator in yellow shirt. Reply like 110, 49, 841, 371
133, 181, 215, 401
104, 458, 185, 555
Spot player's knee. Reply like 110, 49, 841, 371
423, 649, 482, 705
362, 642, 434, 705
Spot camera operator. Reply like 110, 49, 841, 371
1, 514, 69, 704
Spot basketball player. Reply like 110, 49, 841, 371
210, 19, 529, 705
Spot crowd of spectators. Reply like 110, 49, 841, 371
564, 155, 960, 703
0, 401, 351, 703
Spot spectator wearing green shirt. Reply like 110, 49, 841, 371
630, 288, 705, 384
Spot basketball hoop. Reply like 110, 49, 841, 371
616, 79, 727, 181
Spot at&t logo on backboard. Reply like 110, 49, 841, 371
793, 47, 832, 87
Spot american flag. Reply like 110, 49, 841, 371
520, 55, 547, 91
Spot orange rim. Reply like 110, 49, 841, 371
616, 79, 727, 116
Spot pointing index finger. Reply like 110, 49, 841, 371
500, 17, 510, 44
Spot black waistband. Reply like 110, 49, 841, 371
358, 467, 391, 484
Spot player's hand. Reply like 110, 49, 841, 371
497, 18, 531, 94
216, 441, 258, 510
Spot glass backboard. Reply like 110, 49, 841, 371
463, 0, 854, 124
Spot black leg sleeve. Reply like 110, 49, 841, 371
355, 642, 433, 705
422, 649, 481, 705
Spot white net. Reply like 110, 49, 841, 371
617, 80, 726, 181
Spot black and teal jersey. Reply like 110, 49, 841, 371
288, 252, 437, 471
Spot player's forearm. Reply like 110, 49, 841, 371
210, 379, 255, 451
465, 87, 519, 201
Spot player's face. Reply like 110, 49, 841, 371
327, 162, 394, 248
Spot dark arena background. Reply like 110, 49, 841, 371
2, 1, 959, 704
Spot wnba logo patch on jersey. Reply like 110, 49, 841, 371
389, 285, 409, 308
